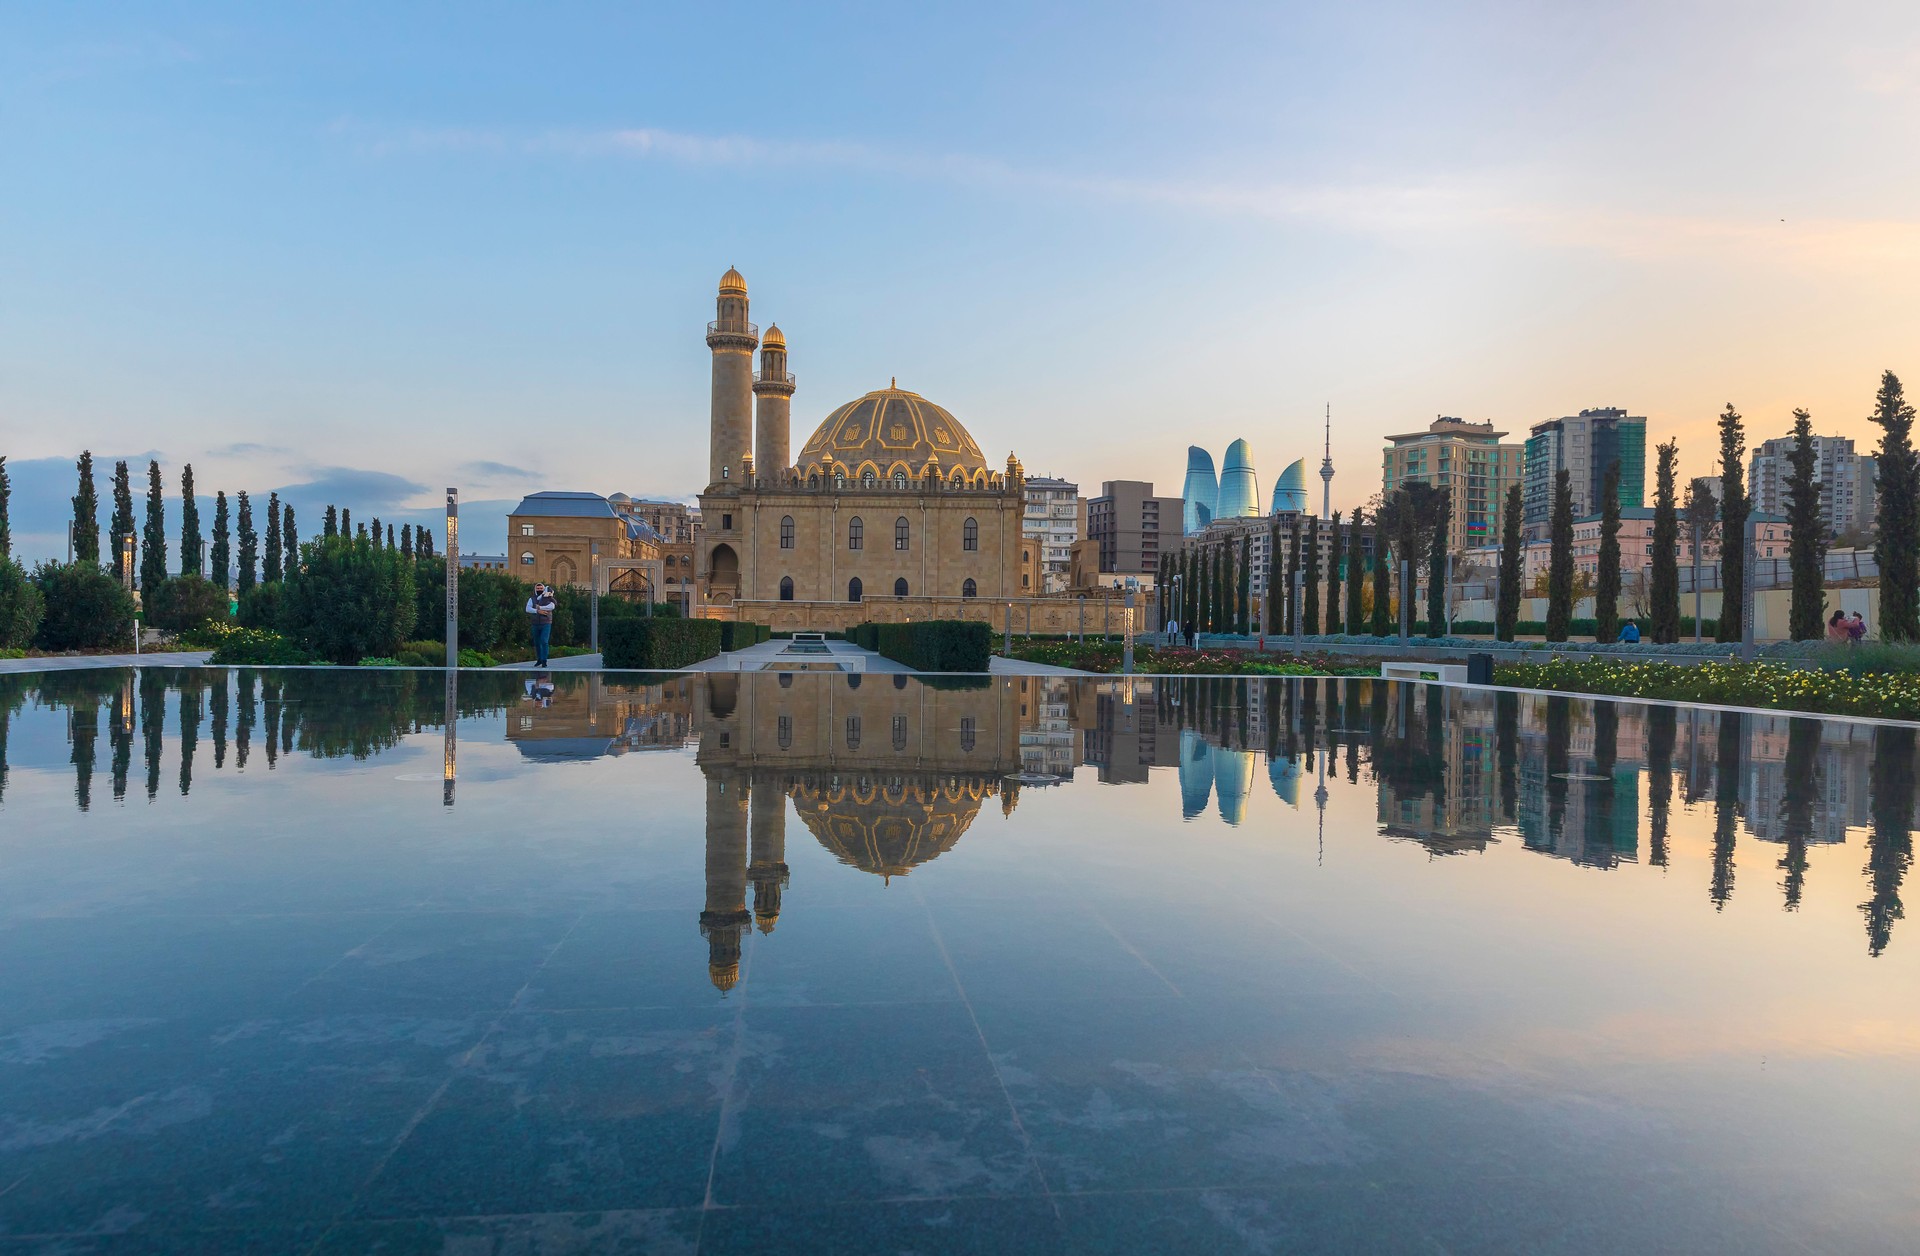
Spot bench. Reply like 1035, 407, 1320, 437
1380, 661, 1467, 683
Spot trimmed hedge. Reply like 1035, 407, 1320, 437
852, 620, 992, 671
603, 617, 723, 668
720, 621, 771, 651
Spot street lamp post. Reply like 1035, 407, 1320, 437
445, 488, 459, 669
590, 541, 601, 655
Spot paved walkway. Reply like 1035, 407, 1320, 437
0, 650, 212, 673
493, 653, 605, 671
989, 655, 1093, 676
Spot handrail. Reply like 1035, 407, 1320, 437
707, 320, 759, 338
754, 370, 796, 385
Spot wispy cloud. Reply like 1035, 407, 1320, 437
274, 466, 426, 511
345, 121, 1920, 268
459, 459, 543, 484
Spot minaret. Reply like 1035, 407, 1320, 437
707, 267, 758, 489
748, 775, 789, 933
1319, 403, 1335, 521
700, 772, 752, 992
753, 324, 795, 485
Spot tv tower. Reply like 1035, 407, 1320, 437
1318, 403, 1334, 520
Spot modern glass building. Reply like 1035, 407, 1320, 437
1182, 446, 1219, 535
1216, 439, 1261, 519
1271, 459, 1308, 513
1520, 408, 1648, 539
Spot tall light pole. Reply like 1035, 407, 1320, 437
445, 488, 459, 669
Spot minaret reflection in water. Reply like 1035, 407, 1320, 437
0, 671, 1915, 962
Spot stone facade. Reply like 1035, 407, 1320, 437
693, 269, 1036, 630
508, 492, 663, 590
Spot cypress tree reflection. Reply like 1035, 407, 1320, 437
110, 675, 133, 803
178, 676, 201, 796
1496, 690, 1518, 823
1645, 704, 1675, 869
1711, 712, 1743, 911
236, 669, 254, 770
1779, 717, 1822, 911
69, 691, 97, 811
140, 668, 165, 800
1545, 696, 1571, 840
1863, 725, 1915, 958
211, 671, 229, 770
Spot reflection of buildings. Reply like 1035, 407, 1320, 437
505, 676, 695, 760
690, 672, 1029, 991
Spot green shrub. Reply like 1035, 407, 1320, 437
0, 647, 24, 660
205, 624, 321, 665
359, 656, 405, 668
457, 648, 496, 668
32, 562, 135, 651
398, 642, 445, 667
0, 559, 44, 649
862, 620, 991, 671
719, 621, 771, 651
279, 536, 417, 664
237, 580, 285, 629
603, 617, 722, 668
143, 574, 230, 633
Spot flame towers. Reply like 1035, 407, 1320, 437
1217, 439, 1261, 520
1183, 446, 1218, 535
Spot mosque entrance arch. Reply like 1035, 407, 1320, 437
707, 544, 740, 601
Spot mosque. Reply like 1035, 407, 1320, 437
695, 268, 1037, 627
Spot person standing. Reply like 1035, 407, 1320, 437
1849, 611, 1867, 644
526, 582, 556, 667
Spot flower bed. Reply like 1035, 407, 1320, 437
1497, 658, 1920, 721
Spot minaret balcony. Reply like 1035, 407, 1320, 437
706, 320, 759, 348
753, 370, 796, 386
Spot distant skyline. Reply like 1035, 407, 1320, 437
7, 2, 1920, 562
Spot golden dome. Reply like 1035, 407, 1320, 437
796, 384, 988, 476
709, 961, 740, 992
791, 772, 1000, 879
719, 266, 747, 295
762, 324, 785, 348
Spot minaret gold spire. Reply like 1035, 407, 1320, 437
707, 269, 758, 488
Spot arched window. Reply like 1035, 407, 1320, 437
848, 517, 864, 550
962, 578, 977, 599
894, 577, 909, 598
779, 515, 794, 549
893, 674, 909, 690
891, 714, 908, 751
960, 716, 976, 753
520, 551, 535, 567
777, 715, 792, 749
779, 576, 794, 601
895, 517, 910, 550
778, 673, 794, 689
963, 517, 978, 551
848, 577, 863, 603
845, 716, 862, 750
893, 472, 906, 489
862, 472, 876, 488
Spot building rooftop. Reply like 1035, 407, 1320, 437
509, 492, 617, 519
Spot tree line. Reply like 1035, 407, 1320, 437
1154, 370, 1919, 645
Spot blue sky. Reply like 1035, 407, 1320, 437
5, 2, 1920, 562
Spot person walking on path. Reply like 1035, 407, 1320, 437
526, 582, 556, 667
1827, 609, 1851, 644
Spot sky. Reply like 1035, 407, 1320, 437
5, 1, 1920, 562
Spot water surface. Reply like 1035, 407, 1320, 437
0, 669, 1915, 1254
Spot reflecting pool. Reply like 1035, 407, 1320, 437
0, 669, 1916, 1254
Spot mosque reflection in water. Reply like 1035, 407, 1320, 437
1, 668, 1914, 962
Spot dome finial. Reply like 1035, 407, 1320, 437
890, 376, 896, 389
719, 266, 747, 295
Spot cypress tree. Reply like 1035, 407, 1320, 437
210, 492, 231, 589
1594, 461, 1622, 642
179, 465, 203, 577
356, 522, 368, 543
0, 454, 9, 558
324, 505, 339, 539
419, 527, 434, 559
1426, 491, 1449, 637
264, 492, 283, 583
1239, 533, 1252, 634
1785, 408, 1827, 640
1214, 543, 1228, 634
1345, 508, 1365, 634
1370, 528, 1391, 635
1546, 469, 1575, 642
1871, 371, 1919, 642
341, 508, 352, 537
283, 504, 298, 572
1650, 441, 1681, 643
1497, 483, 1522, 641
1266, 518, 1281, 632
140, 460, 167, 590
401, 523, 414, 563
1325, 510, 1344, 634
1303, 516, 1320, 635
1716, 404, 1750, 644
72, 451, 101, 565
371, 517, 384, 549
109, 460, 136, 583
235, 492, 258, 594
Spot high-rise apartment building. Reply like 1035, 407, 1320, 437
1521, 408, 1647, 539
1381, 417, 1524, 553
1087, 480, 1182, 578
1749, 434, 1876, 539
1022, 476, 1083, 593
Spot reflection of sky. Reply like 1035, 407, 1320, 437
1, 672, 1917, 1248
